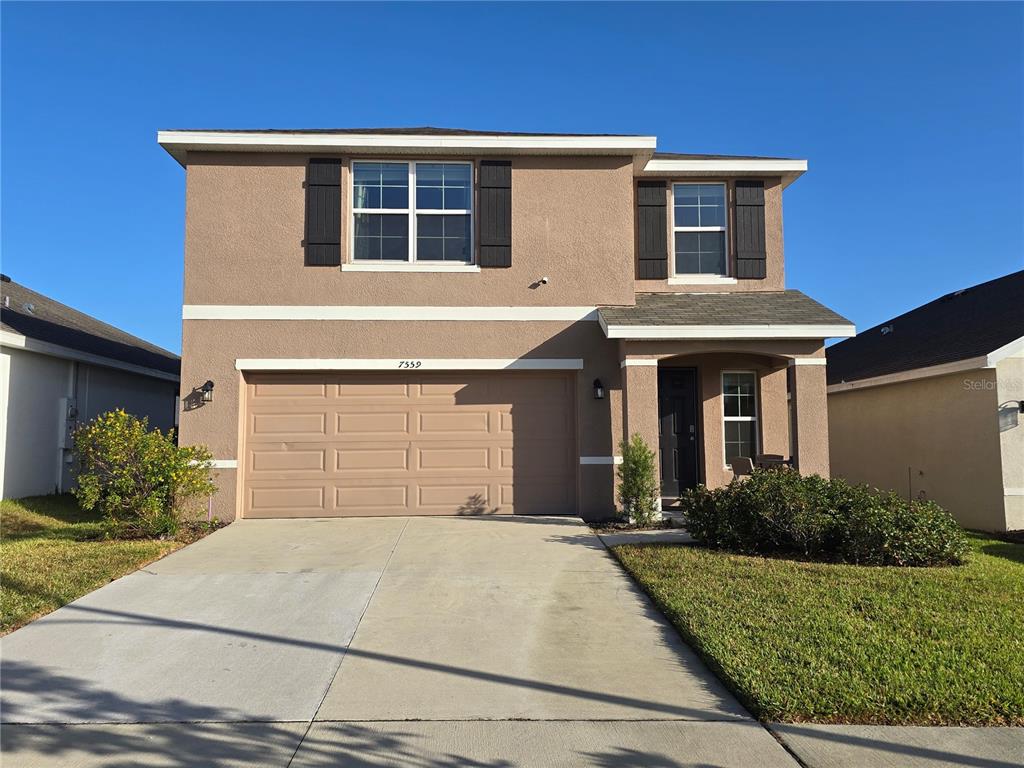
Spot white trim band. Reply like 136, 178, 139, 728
0, 330, 180, 383
667, 276, 738, 286
580, 456, 623, 465
644, 158, 807, 174
185, 305, 599, 322
210, 459, 238, 469
827, 356, 990, 393
341, 263, 481, 273
788, 358, 828, 366
235, 358, 585, 371
1003, 488, 1024, 497
601, 322, 856, 340
621, 358, 660, 367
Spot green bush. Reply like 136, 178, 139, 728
681, 469, 968, 567
617, 434, 659, 526
73, 410, 217, 538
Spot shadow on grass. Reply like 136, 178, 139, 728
977, 539, 1024, 565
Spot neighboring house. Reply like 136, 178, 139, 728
0, 276, 181, 498
159, 127, 854, 521
827, 271, 1024, 532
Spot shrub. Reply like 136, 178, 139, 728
617, 433, 659, 526
680, 468, 968, 567
73, 410, 216, 538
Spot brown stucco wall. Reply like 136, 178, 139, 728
633, 176, 785, 293
179, 318, 622, 520
828, 370, 1008, 531
619, 341, 825, 491
183, 153, 636, 308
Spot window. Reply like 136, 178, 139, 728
722, 371, 758, 464
352, 161, 472, 263
673, 183, 727, 275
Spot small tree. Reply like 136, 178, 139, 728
617, 433, 659, 526
73, 410, 216, 538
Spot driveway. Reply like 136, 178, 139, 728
1, 516, 798, 767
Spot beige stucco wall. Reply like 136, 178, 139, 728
179, 318, 622, 520
828, 370, 1008, 531
183, 153, 636, 308
997, 356, 1023, 530
619, 341, 826, 491
633, 176, 785, 293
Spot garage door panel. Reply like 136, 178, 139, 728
335, 447, 410, 472
250, 448, 327, 473
243, 372, 575, 517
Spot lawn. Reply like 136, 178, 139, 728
613, 534, 1024, 726
1, 495, 194, 634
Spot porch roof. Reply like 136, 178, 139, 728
598, 291, 855, 340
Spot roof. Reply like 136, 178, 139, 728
598, 291, 854, 340
827, 270, 1024, 385
155, 128, 808, 185
0, 276, 180, 378
162, 126, 644, 137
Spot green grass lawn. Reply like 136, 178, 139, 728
1, 495, 187, 634
613, 534, 1024, 726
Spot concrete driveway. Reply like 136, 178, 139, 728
1, 516, 798, 767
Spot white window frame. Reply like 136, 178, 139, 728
672, 182, 729, 279
722, 370, 759, 468
350, 160, 474, 267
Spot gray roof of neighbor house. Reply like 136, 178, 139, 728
826, 270, 1024, 385
0, 275, 180, 377
599, 291, 852, 328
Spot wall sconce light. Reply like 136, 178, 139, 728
1018, 400, 1024, 414
593, 378, 605, 400
200, 380, 215, 403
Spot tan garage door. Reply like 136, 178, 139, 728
241, 372, 576, 518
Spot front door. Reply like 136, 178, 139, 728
658, 368, 699, 498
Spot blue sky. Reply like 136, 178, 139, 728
2, 1, 1021, 354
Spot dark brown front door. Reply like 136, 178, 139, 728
658, 368, 699, 498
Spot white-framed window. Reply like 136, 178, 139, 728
673, 183, 727, 276
352, 161, 473, 263
722, 371, 758, 465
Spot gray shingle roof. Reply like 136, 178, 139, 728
0, 276, 180, 377
600, 291, 852, 328
827, 270, 1024, 385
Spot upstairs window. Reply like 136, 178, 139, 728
673, 183, 727, 276
722, 371, 758, 464
352, 161, 473, 263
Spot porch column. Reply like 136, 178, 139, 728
790, 358, 830, 477
621, 358, 660, 458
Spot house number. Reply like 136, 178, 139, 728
398, 360, 422, 369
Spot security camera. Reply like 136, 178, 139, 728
539, 276, 549, 284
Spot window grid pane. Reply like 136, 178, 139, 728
723, 373, 757, 464
353, 213, 409, 261
673, 182, 727, 277
416, 163, 472, 211
353, 162, 409, 211
416, 214, 471, 262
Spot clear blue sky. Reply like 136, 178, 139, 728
2, 2, 1021, 354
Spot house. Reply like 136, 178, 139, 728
827, 271, 1024, 532
158, 127, 854, 521
0, 276, 181, 498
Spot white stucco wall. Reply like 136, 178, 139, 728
1, 345, 73, 498
997, 354, 1024, 530
1, 343, 180, 499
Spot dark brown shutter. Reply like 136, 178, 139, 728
478, 160, 512, 268
304, 159, 342, 266
734, 180, 766, 279
636, 180, 668, 279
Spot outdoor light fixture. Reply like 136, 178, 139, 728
1019, 400, 1024, 414
200, 380, 215, 403
593, 379, 605, 400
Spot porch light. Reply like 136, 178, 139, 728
200, 380, 215, 403
593, 379, 605, 400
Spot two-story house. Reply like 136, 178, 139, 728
159, 128, 854, 521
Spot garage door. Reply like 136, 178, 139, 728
241, 372, 576, 518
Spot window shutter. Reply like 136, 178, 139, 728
478, 160, 512, 268
304, 159, 342, 267
636, 180, 668, 279
734, 180, 766, 279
